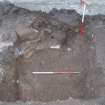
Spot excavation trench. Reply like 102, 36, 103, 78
0, 3, 105, 102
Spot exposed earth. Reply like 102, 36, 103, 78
0, 2, 105, 105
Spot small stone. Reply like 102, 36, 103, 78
15, 48, 24, 57
33, 29, 39, 33
67, 48, 72, 51
16, 80, 20, 84
50, 45, 61, 49
75, 28, 79, 33
92, 34, 96, 42
90, 46, 95, 50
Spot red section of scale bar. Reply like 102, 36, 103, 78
80, 23, 85, 38
54, 72, 79, 74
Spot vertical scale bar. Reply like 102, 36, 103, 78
80, 2, 86, 37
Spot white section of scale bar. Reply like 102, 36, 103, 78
82, 4, 86, 23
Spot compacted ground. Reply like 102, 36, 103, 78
0, 2, 105, 105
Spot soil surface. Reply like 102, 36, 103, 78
0, 2, 105, 105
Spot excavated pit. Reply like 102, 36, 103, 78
16, 14, 97, 101
0, 3, 105, 103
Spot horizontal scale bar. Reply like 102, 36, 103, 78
32, 72, 80, 74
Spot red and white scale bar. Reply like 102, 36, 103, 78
32, 72, 80, 75
80, 0, 87, 37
